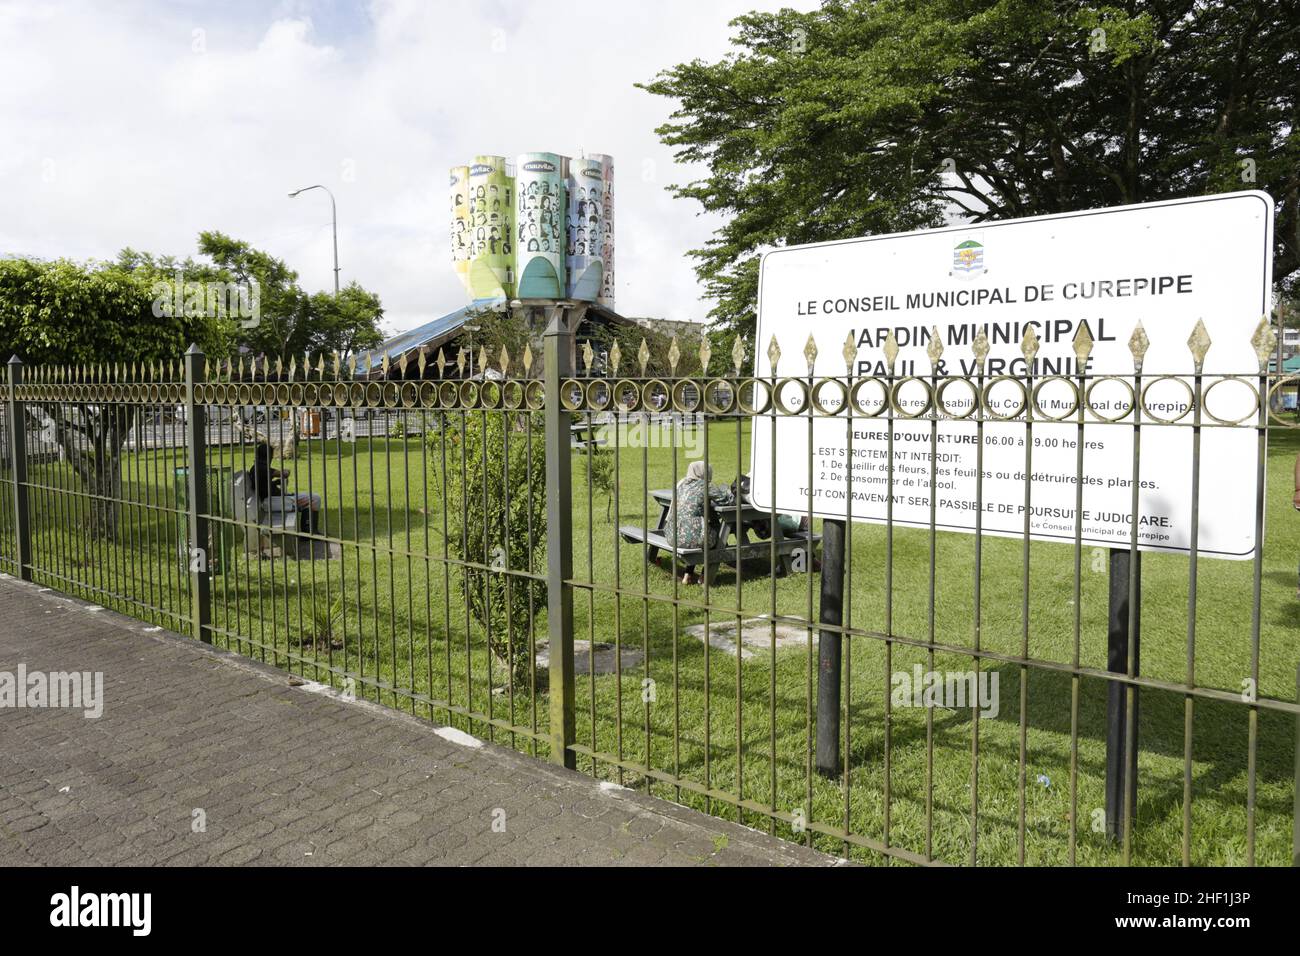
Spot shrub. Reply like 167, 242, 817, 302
441, 411, 547, 687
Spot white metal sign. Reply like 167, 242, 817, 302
750, 192, 1274, 559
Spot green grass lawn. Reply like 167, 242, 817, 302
5, 414, 1297, 866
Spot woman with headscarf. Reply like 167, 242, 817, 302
662, 460, 715, 584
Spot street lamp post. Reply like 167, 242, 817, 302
288, 184, 340, 294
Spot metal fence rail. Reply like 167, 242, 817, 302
3, 314, 1298, 866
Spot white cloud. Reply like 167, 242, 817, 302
0, 0, 813, 336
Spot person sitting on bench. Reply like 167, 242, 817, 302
662, 460, 717, 585
252, 442, 321, 535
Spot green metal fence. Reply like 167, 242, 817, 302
2, 308, 1299, 866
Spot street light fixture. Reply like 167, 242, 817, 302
464, 324, 482, 379
288, 184, 340, 294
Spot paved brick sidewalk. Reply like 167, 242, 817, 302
0, 576, 838, 867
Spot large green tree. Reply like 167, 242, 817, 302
0, 257, 232, 536
191, 231, 384, 366
2, 231, 385, 537
116, 233, 385, 367
641, 0, 1300, 343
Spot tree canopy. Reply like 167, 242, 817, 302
117, 232, 384, 366
641, 0, 1300, 343
0, 256, 229, 367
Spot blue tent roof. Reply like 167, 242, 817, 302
357, 301, 633, 377
1267, 355, 1300, 373
355, 305, 480, 376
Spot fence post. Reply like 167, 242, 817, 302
1105, 547, 1140, 842
183, 344, 211, 644
1294, 661, 1299, 867
815, 518, 846, 777
6, 356, 31, 580
542, 302, 581, 769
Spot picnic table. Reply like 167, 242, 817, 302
619, 486, 820, 577
571, 420, 605, 450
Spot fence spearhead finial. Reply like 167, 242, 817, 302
766, 335, 781, 375
274, 357, 283, 380
288, 356, 297, 382
332, 351, 341, 379
803, 333, 818, 374
381, 353, 390, 377
316, 354, 325, 379
638, 337, 650, 375
883, 330, 899, 373
499, 344, 510, 376
436, 348, 447, 378
348, 353, 357, 378
731, 336, 746, 376
1072, 321, 1094, 367
522, 342, 534, 377
608, 339, 621, 375
417, 348, 427, 378
1020, 325, 1040, 364
1128, 322, 1149, 370
698, 337, 711, 373
927, 326, 945, 369
477, 345, 487, 375
1187, 318, 1212, 369
398, 351, 408, 376
972, 327, 990, 371
668, 335, 680, 374
582, 339, 594, 374
1251, 316, 1275, 370
456, 348, 466, 377
841, 331, 857, 374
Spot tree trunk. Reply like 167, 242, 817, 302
89, 451, 126, 539
36, 401, 138, 540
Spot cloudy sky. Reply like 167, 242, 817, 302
0, 0, 812, 336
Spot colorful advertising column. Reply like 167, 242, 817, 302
514, 151, 567, 299
449, 165, 473, 299
590, 153, 615, 309
565, 156, 605, 301
466, 155, 515, 302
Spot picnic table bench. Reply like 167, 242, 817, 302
571, 421, 606, 450
619, 487, 820, 577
